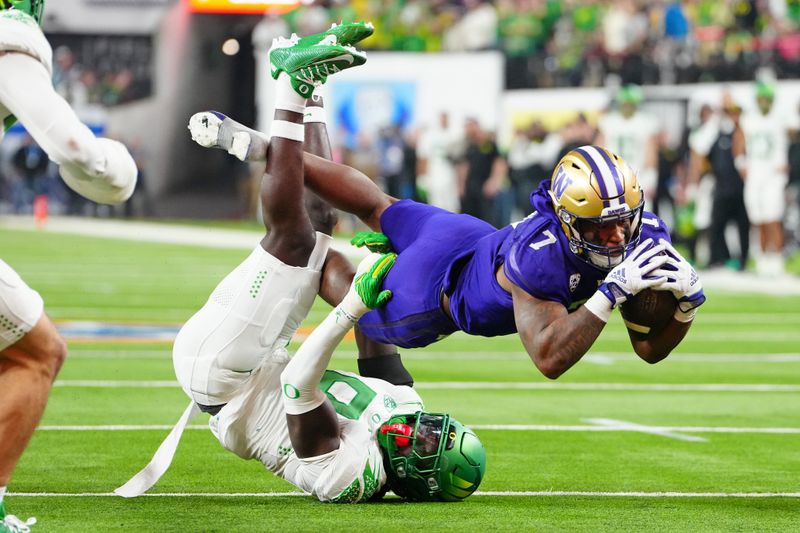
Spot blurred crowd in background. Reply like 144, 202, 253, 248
278, 0, 800, 88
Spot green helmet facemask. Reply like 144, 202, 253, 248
378, 412, 486, 501
0, 0, 45, 26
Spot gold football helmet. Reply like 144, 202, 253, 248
548, 145, 644, 270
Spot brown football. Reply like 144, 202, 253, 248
619, 288, 678, 338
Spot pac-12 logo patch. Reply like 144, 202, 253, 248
569, 273, 581, 292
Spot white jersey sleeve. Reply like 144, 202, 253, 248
0, 10, 52, 76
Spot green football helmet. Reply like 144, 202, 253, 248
0, 0, 45, 25
378, 411, 486, 502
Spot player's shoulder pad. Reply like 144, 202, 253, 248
503, 212, 570, 303
640, 211, 671, 241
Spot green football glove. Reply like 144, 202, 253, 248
350, 231, 394, 254
338, 252, 397, 320
354, 252, 396, 309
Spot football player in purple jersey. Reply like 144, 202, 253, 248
298, 145, 706, 378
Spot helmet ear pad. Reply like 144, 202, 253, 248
380, 423, 414, 448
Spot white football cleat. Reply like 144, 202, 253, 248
187, 111, 269, 163
1, 514, 36, 533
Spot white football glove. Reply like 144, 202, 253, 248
597, 238, 669, 308
650, 239, 706, 316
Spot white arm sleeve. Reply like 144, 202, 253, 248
0, 53, 137, 204
280, 306, 357, 415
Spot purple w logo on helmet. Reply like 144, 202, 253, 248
552, 166, 572, 200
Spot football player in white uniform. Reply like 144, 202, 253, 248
596, 85, 659, 209
116, 31, 485, 503
739, 81, 791, 276
0, 2, 137, 530
211, 252, 485, 503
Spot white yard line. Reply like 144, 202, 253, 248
8, 491, 800, 498
57, 330, 800, 343
400, 351, 800, 362
36, 424, 800, 434
0, 216, 363, 258
51, 380, 800, 392
63, 350, 800, 363
584, 418, 708, 442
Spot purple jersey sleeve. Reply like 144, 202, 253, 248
638, 212, 672, 244
501, 213, 575, 306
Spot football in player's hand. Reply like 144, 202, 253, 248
619, 288, 678, 339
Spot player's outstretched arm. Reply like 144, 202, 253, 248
634, 239, 706, 363
510, 284, 606, 379
509, 239, 670, 378
280, 253, 396, 458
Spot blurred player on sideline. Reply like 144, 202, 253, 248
117, 31, 484, 503
0, 2, 137, 531
740, 81, 793, 276
596, 84, 659, 209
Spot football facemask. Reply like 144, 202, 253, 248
0, 0, 44, 25
378, 412, 486, 502
549, 145, 645, 271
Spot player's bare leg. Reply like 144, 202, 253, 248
304, 93, 412, 386
302, 152, 397, 231
257, 32, 371, 263
188, 111, 395, 231
0, 316, 66, 516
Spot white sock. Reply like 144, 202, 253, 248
269, 120, 305, 143
303, 105, 327, 125
0, 485, 6, 505
274, 73, 306, 114
768, 253, 785, 275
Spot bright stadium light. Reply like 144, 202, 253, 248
188, 0, 301, 15
222, 38, 240, 55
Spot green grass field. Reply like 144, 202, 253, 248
2, 226, 800, 532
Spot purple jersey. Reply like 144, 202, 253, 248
358, 183, 671, 347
